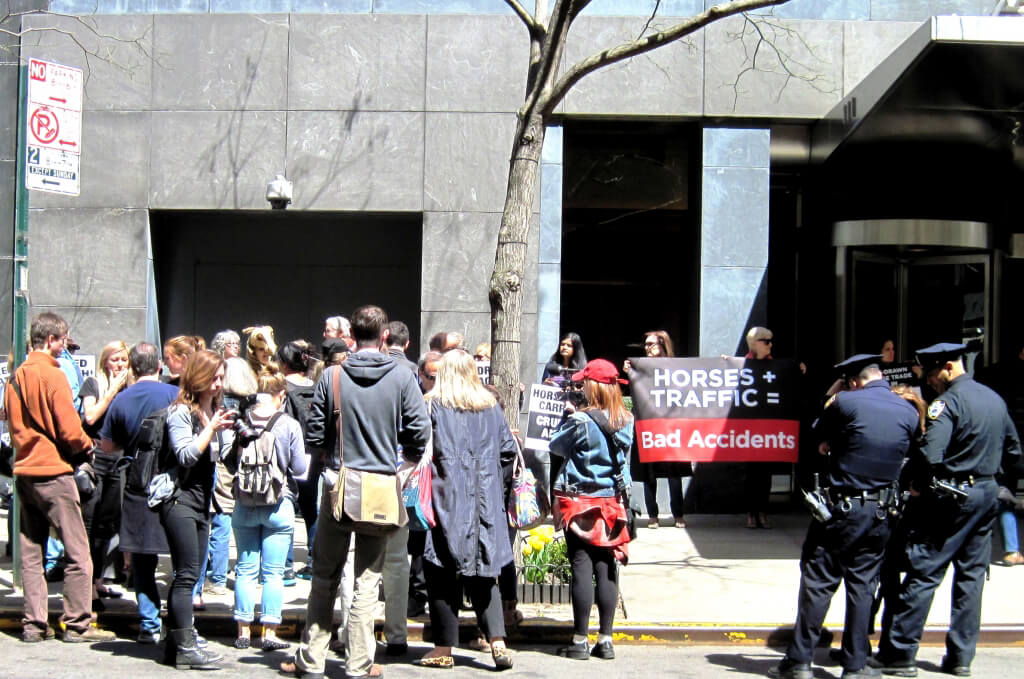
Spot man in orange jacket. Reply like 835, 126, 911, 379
4, 312, 115, 643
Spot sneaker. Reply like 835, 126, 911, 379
22, 626, 56, 643
874, 658, 917, 678
558, 639, 589, 660
137, 629, 160, 644
647, 517, 659, 529
295, 565, 313, 580
64, 627, 117, 643
674, 517, 687, 528
283, 569, 297, 587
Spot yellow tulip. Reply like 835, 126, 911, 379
527, 535, 544, 551
522, 542, 534, 556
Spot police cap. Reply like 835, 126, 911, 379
834, 353, 883, 379
915, 342, 967, 372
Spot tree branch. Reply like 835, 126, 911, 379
546, 0, 789, 113
504, 0, 543, 39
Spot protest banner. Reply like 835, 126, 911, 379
523, 384, 564, 452
629, 357, 801, 463
881, 361, 916, 386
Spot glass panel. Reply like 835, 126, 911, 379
906, 260, 987, 373
850, 255, 899, 358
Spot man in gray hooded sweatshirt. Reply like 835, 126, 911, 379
284, 305, 430, 679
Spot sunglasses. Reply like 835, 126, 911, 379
758, 338, 773, 344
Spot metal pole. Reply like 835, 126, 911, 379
11, 63, 30, 590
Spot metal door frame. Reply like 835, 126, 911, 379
845, 250, 994, 363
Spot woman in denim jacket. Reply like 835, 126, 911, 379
549, 358, 633, 662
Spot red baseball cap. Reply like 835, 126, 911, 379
571, 358, 627, 385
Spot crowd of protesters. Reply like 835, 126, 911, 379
2, 309, 1022, 678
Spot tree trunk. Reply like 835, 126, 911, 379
491, 111, 546, 431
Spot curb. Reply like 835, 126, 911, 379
3, 606, 1024, 647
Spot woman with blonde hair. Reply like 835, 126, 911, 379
160, 350, 234, 669
550, 358, 633, 661
78, 340, 131, 602
417, 349, 517, 670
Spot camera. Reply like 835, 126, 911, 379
266, 174, 293, 210
556, 380, 587, 408
612, 471, 630, 497
226, 393, 261, 445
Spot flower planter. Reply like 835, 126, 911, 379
517, 581, 572, 604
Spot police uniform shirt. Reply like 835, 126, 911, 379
920, 374, 1021, 477
817, 380, 920, 491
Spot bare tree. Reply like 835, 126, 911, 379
1, 4, 153, 81
491, 0, 791, 427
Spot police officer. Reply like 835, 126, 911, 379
771, 355, 920, 679
877, 343, 1021, 677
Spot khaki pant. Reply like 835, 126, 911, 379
17, 474, 94, 635
295, 491, 391, 677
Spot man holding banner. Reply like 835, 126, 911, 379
769, 355, 919, 679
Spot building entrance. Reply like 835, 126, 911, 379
833, 219, 995, 370
848, 251, 991, 369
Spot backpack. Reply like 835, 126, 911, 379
125, 407, 176, 496
233, 412, 286, 507
283, 382, 315, 446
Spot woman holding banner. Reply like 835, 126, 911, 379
550, 359, 633, 661
625, 331, 690, 529
743, 327, 776, 529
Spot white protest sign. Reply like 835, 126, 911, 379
523, 384, 564, 452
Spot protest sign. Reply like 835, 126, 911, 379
629, 357, 801, 463
524, 384, 564, 452
476, 360, 490, 385
882, 362, 916, 386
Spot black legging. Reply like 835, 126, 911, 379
160, 502, 210, 630
498, 522, 517, 601
565, 530, 618, 636
423, 561, 504, 647
81, 452, 124, 582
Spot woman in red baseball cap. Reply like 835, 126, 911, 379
549, 358, 633, 662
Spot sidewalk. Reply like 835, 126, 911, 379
2, 509, 1022, 646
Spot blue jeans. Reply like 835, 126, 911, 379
232, 500, 293, 624
1000, 510, 1019, 553
45, 536, 64, 570
132, 553, 162, 633
194, 512, 232, 594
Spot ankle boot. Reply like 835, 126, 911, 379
161, 629, 177, 666
170, 628, 222, 669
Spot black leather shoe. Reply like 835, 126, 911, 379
557, 640, 589, 660
590, 640, 614, 660
940, 657, 970, 677
768, 658, 812, 679
386, 642, 408, 657
874, 658, 917, 678
843, 667, 881, 679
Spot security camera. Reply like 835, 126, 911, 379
266, 174, 293, 210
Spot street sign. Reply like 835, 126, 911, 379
24, 58, 83, 196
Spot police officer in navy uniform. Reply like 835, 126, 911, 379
877, 343, 1021, 677
771, 355, 920, 679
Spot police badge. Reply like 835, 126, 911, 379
927, 400, 946, 420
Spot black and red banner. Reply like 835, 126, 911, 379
629, 357, 801, 464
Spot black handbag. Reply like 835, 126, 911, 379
586, 410, 639, 541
